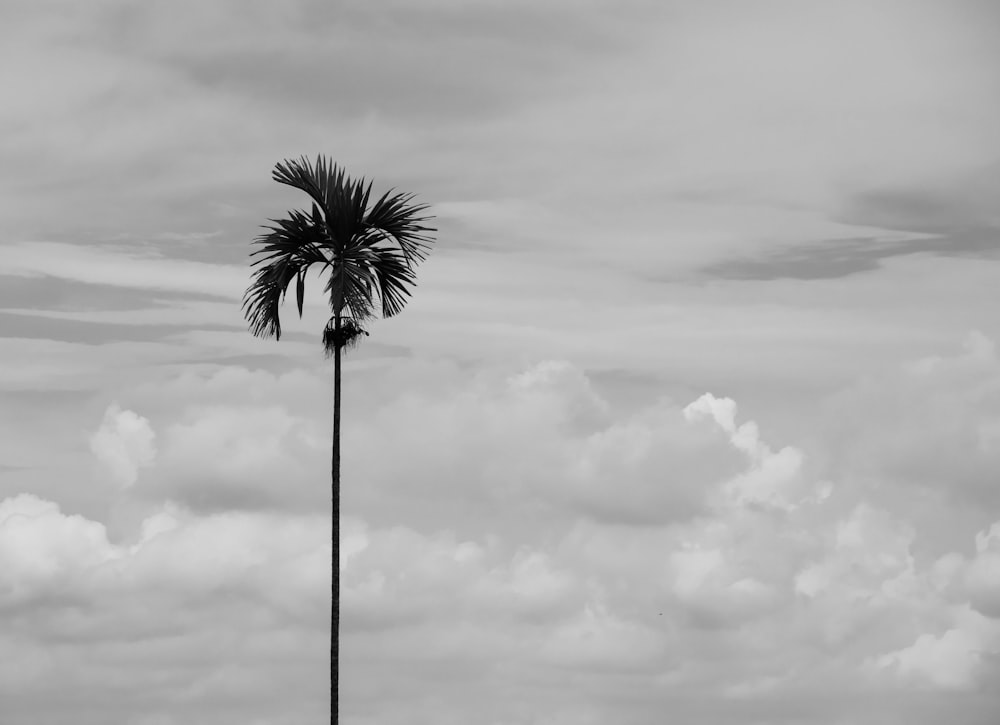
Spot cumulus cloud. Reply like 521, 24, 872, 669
819, 330, 1000, 559
89, 403, 157, 487
965, 523, 1000, 619
926, 521, 1000, 624
876, 624, 986, 691
4, 352, 998, 722
0, 493, 119, 604
0, 494, 331, 723
149, 403, 325, 511
684, 393, 810, 511
537, 600, 664, 671
345, 361, 761, 529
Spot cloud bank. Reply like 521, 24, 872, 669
4, 337, 1000, 723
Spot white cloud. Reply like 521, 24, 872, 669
338, 360, 808, 530
0, 493, 331, 722
685, 393, 808, 511
537, 601, 664, 671
5, 241, 246, 299
102, 379, 328, 513
885, 627, 982, 691
819, 330, 1000, 542
8, 351, 1000, 722
939, 522, 1000, 621
89, 403, 157, 487
0, 493, 119, 603
870, 606, 1000, 692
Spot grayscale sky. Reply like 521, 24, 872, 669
2, 1, 1000, 723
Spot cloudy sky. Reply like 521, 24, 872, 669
2, 0, 1000, 723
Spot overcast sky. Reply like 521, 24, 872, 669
2, 1, 1000, 723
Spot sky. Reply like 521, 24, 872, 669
2, 0, 1000, 723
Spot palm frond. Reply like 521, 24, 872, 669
242, 258, 304, 340
272, 156, 373, 252
363, 190, 435, 265
365, 246, 419, 318
242, 210, 331, 340
248, 208, 331, 267
272, 156, 337, 219
324, 258, 376, 322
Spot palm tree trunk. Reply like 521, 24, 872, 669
331, 312, 341, 725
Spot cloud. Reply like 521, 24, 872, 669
537, 600, 664, 671
839, 163, 1000, 238
0, 494, 331, 723
684, 394, 810, 511
4, 0, 998, 276
7, 353, 1000, 722
698, 234, 938, 281
146, 403, 323, 512
340, 518, 585, 638
696, 163, 1000, 281
342, 360, 763, 528
89, 403, 157, 488
965, 524, 1000, 619
93, 359, 743, 523
0, 494, 118, 603
821, 331, 1000, 512
5, 242, 245, 300
697, 231, 999, 283
868, 606, 999, 692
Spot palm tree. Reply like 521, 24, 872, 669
241, 156, 435, 723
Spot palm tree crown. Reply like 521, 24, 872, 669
242, 155, 435, 351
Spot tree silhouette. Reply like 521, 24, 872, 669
242, 156, 435, 723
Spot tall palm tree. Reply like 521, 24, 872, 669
241, 156, 435, 723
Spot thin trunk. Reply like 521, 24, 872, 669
331, 312, 341, 725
